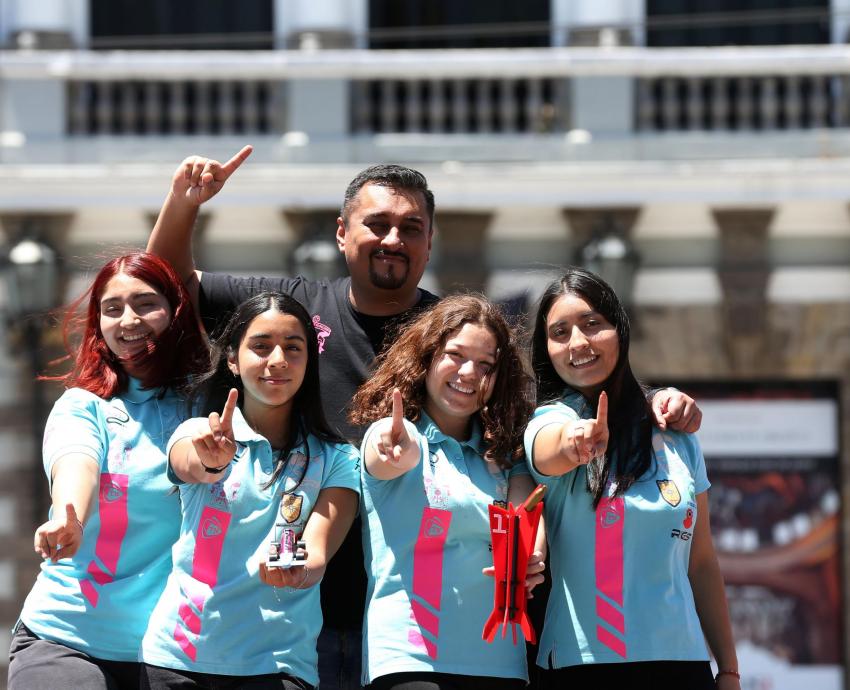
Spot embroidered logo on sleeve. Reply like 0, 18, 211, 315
312, 315, 332, 353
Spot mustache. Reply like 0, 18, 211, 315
371, 249, 408, 263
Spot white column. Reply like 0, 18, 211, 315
273, 0, 367, 49
551, 0, 643, 136
832, 0, 850, 43
272, 0, 365, 141
0, 0, 88, 47
551, 0, 645, 47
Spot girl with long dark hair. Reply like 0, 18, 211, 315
9, 252, 207, 689
139, 292, 359, 689
525, 267, 740, 690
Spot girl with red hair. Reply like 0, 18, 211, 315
8, 251, 207, 689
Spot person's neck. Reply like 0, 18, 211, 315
241, 400, 292, 450
424, 404, 472, 442
348, 282, 421, 316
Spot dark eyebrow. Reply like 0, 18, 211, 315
363, 212, 424, 226
550, 310, 598, 323
247, 333, 306, 342
100, 291, 160, 304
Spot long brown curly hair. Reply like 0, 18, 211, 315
349, 294, 533, 469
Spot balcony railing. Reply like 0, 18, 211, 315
5, 46, 850, 141
67, 80, 276, 135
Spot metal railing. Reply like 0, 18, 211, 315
4, 45, 850, 136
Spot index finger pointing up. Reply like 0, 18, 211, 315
221, 388, 239, 435
390, 388, 404, 440
595, 391, 608, 430
221, 145, 253, 177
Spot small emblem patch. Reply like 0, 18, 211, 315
280, 494, 303, 523
657, 479, 681, 507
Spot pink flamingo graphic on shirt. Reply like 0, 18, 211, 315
312, 315, 332, 353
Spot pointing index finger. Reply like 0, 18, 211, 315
65, 503, 79, 526
596, 391, 608, 430
391, 388, 404, 440
221, 145, 253, 177
221, 388, 239, 435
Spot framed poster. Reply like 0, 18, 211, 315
668, 380, 843, 690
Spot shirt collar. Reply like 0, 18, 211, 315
230, 406, 309, 455
560, 390, 594, 419
124, 377, 162, 404
417, 410, 484, 453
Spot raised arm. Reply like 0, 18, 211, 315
147, 145, 253, 304
34, 454, 99, 562
532, 391, 609, 477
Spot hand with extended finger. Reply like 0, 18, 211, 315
373, 389, 414, 465
560, 391, 609, 467
652, 388, 702, 433
34, 503, 83, 562
192, 388, 239, 482
171, 145, 253, 207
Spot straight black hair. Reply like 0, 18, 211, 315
186, 292, 343, 487
531, 267, 652, 508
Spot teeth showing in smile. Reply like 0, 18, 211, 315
570, 355, 597, 367
448, 381, 475, 394
121, 333, 147, 342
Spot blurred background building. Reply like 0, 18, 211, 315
0, 1, 848, 688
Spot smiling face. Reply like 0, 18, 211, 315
424, 322, 498, 440
228, 309, 308, 421
545, 293, 620, 397
99, 272, 172, 377
336, 182, 432, 302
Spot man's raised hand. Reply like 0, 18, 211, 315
171, 145, 253, 207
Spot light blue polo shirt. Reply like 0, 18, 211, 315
19, 380, 184, 661
140, 407, 359, 685
524, 392, 711, 669
360, 413, 528, 685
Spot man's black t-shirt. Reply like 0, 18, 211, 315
200, 272, 439, 629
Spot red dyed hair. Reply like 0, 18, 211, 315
49, 252, 206, 398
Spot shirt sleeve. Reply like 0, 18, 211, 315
523, 403, 582, 482
684, 432, 711, 494
320, 441, 362, 494
198, 273, 301, 336
42, 388, 107, 488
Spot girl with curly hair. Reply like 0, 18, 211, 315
350, 294, 544, 690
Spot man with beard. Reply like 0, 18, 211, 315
147, 146, 439, 690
